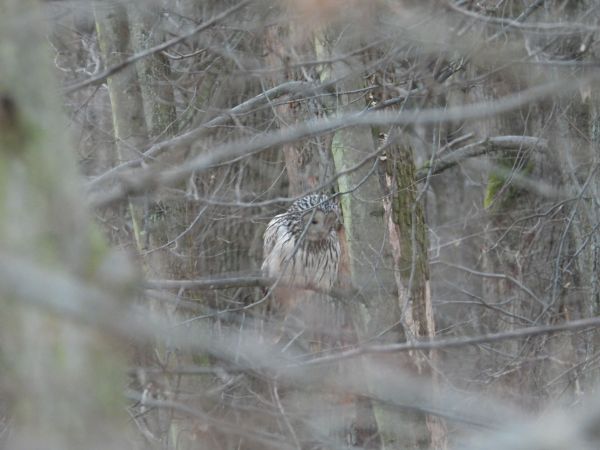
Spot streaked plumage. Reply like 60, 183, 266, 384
262, 193, 341, 291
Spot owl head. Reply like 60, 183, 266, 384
288, 194, 340, 242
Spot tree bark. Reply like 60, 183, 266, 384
317, 25, 443, 447
381, 133, 447, 449
265, 14, 333, 197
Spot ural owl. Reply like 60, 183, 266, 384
262, 193, 341, 291
262, 194, 342, 347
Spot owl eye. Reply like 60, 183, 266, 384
311, 219, 318, 225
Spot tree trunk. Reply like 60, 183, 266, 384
0, 1, 129, 448
95, 6, 176, 447
381, 133, 447, 449
316, 15, 447, 443
94, 1, 149, 252
318, 26, 441, 447
264, 16, 332, 197
128, 4, 177, 139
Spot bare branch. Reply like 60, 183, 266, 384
144, 275, 360, 303
416, 135, 548, 181
86, 80, 315, 189
89, 77, 590, 209
145, 275, 268, 291
125, 390, 297, 450
64, 0, 254, 94
298, 316, 600, 367
448, 0, 594, 33
435, 260, 545, 307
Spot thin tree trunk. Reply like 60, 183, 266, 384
94, 3, 149, 161
265, 17, 333, 197
94, 1, 149, 252
94, 6, 177, 447
127, 2, 182, 280
128, 4, 177, 139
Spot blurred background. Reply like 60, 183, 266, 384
2, 0, 600, 448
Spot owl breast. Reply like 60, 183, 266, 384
262, 214, 340, 291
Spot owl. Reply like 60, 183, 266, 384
262, 193, 342, 346
262, 193, 341, 292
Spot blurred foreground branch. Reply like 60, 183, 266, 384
88, 77, 586, 209
8, 254, 598, 366
143, 275, 600, 367
87, 80, 316, 189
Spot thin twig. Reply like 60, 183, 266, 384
86, 80, 314, 189
64, 0, 254, 94
89, 77, 589, 209
415, 136, 547, 181
296, 316, 600, 368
